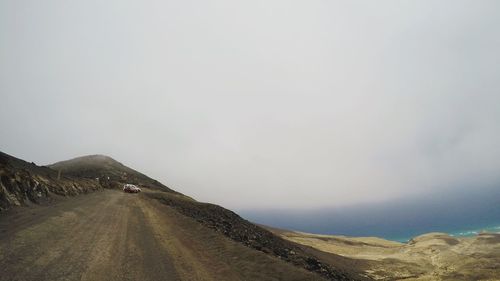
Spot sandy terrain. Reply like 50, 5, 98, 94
272, 229, 500, 281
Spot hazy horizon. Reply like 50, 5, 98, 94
2, 1, 500, 209
239, 183, 500, 240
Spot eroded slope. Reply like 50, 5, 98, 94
0, 152, 101, 211
273, 229, 500, 281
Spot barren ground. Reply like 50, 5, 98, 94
272, 229, 500, 281
0, 189, 326, 281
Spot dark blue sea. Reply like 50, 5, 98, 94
239, 185, 500, 242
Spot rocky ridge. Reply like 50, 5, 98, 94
0, 152, 102, 211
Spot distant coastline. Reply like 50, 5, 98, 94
240, 186, 500, 243
389, 224, 500, 242
448, 224, 500, 238
269, 225, 500, 281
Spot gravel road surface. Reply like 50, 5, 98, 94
0, 189, 324, 281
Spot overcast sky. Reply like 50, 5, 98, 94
1, 1, 499, 209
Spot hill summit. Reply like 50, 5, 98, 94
49, 155, 175, 193
0, 150, 363, 281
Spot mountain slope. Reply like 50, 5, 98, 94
146, 190, 367, 281
48, 155, 176, 193
0, 151, 368, 281
0, 151, 101, 211
1, 189, 330, 281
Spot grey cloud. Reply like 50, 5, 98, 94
1, 0, 499, 209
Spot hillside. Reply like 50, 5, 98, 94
0, 151, 367, 281
0, 151, 102, 211
48, 155, 176, 193
270, 228, 500, 281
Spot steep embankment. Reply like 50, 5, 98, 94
271, 229, 500, 281
146, 191, 367, 281
0, 152, 102, 211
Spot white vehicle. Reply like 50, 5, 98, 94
123, 184, 141, 193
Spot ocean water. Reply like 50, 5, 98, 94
448, 225, 500, 238
391, 224, 500, 242
239, 186, 500, 242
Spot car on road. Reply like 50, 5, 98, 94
123, 184, 141, 193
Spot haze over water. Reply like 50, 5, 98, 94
240, 185, 500, 241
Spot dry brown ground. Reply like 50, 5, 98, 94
0, 189, 327, 281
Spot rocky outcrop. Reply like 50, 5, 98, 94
0, 152, 102, 211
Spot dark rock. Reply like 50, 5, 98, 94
147, 192, 358, 281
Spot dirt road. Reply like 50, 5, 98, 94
0, 190, 324, 281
